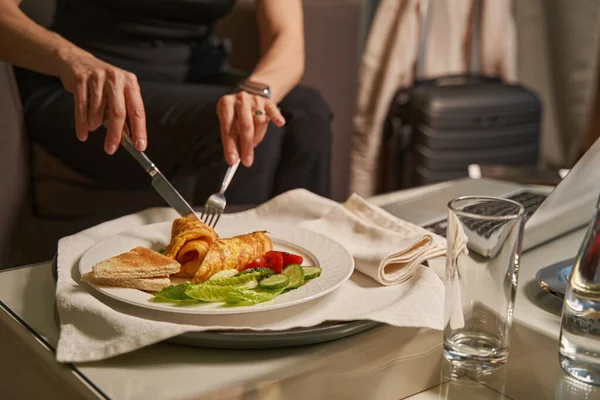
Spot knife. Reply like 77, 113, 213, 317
119, 132, 200, 221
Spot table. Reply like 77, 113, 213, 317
1, 184, 598, 400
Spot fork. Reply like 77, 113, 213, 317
201, 159, 241, 228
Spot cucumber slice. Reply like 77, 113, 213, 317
258, 274, 290, 290
302, 266, 322, 280
282, 264, 305, 290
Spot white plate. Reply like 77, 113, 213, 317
78, 219, 354, 315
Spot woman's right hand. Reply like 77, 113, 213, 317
56, 47, 147, 154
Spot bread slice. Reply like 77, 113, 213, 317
81, 272, 170, 292
92, 246, 180, 279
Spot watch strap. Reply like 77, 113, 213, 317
238, 80, 272, 99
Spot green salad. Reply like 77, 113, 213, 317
152, 265, 322, 306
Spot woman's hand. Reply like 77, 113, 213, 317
56, 47, 147, 155
217, 90, 285, 167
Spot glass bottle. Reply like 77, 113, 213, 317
558, 194, 600, 385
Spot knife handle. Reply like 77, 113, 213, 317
120, 132, 158, 176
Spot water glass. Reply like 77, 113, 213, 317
559, 194, 600, 386
444, 196, 525, 369
556, 373, 600, 399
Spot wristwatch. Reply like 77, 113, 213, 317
238, 79, 272, 99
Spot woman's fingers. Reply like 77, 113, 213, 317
87, 71, 107, 131
74, 79, 89, 142
60, 54, 149, 153
235, 92, 255, 167
104, 72, 127, 155
217, 92, 286, 166
123, 73, 147, 151
265, 101, 285, 127
217, 95, 238, 165
253, 96, 269, 147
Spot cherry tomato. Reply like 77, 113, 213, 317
243, 257, 266, 270
264, 251, 284, 273
278, 251, 303, 267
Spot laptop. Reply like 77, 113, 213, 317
381, 137, 600, 252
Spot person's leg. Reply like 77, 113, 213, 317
222, 84, 333, 204
273, 86, 333, 198
224, 124, 285, 205
193, 68, 333, 203
192, 68, 286, 205
16, 71, 230, 203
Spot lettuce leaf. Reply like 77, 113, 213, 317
184, 284, 250, 302
207, 270, 238, 281
225, 287, 286, 306
152, 282, 199, 304
205, 273, 259, 288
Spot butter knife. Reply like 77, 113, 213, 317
119, 132, 200, 221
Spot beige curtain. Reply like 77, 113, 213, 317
514, 0, 600, 167
350, 0, 516, 197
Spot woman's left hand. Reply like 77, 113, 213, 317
217, 90, 286, 167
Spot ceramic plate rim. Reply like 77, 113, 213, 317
78, 220, 354, 315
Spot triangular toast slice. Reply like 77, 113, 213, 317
91, 246, 180, 279
81, 272, 170, 292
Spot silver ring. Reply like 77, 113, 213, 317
254, 109, 267, 117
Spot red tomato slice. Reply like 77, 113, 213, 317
279, 251, 303, 266
264, 251, 284, 273
243, 257, 266, 270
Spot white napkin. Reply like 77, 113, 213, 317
55, 189, 447, 362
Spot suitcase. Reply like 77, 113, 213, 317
380, 0, 542, 191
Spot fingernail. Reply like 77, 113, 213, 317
227, 153, 238, 165
78, 133, 88, 142
135, 139, 147, 151
243, 155, 253, 166
106, 144, 117, 155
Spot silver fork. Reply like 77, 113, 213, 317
201, 159, 241, 228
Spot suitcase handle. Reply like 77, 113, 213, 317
414, 74, 502, 87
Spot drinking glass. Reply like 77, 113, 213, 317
556, 373, 600, 399
559, 194, 600, 385
444, 196, 525, 369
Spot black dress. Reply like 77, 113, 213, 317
15, 0, 332, 207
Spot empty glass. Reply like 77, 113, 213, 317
444, 196, 525, 369
559, 194, 600, 386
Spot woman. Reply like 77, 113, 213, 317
0, 0, 332, 205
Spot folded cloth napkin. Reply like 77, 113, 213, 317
55, 189, 447, 362
308, 194, 446, 285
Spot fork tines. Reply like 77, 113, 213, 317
200, 160, 240, 229
201, 206, 221, 228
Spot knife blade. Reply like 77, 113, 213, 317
120, 132, 200, 221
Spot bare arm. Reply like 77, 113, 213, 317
251, 0, 305, 103
216, 0, 305, 167
0, 0, 147, 154
0, 0, 66, 77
